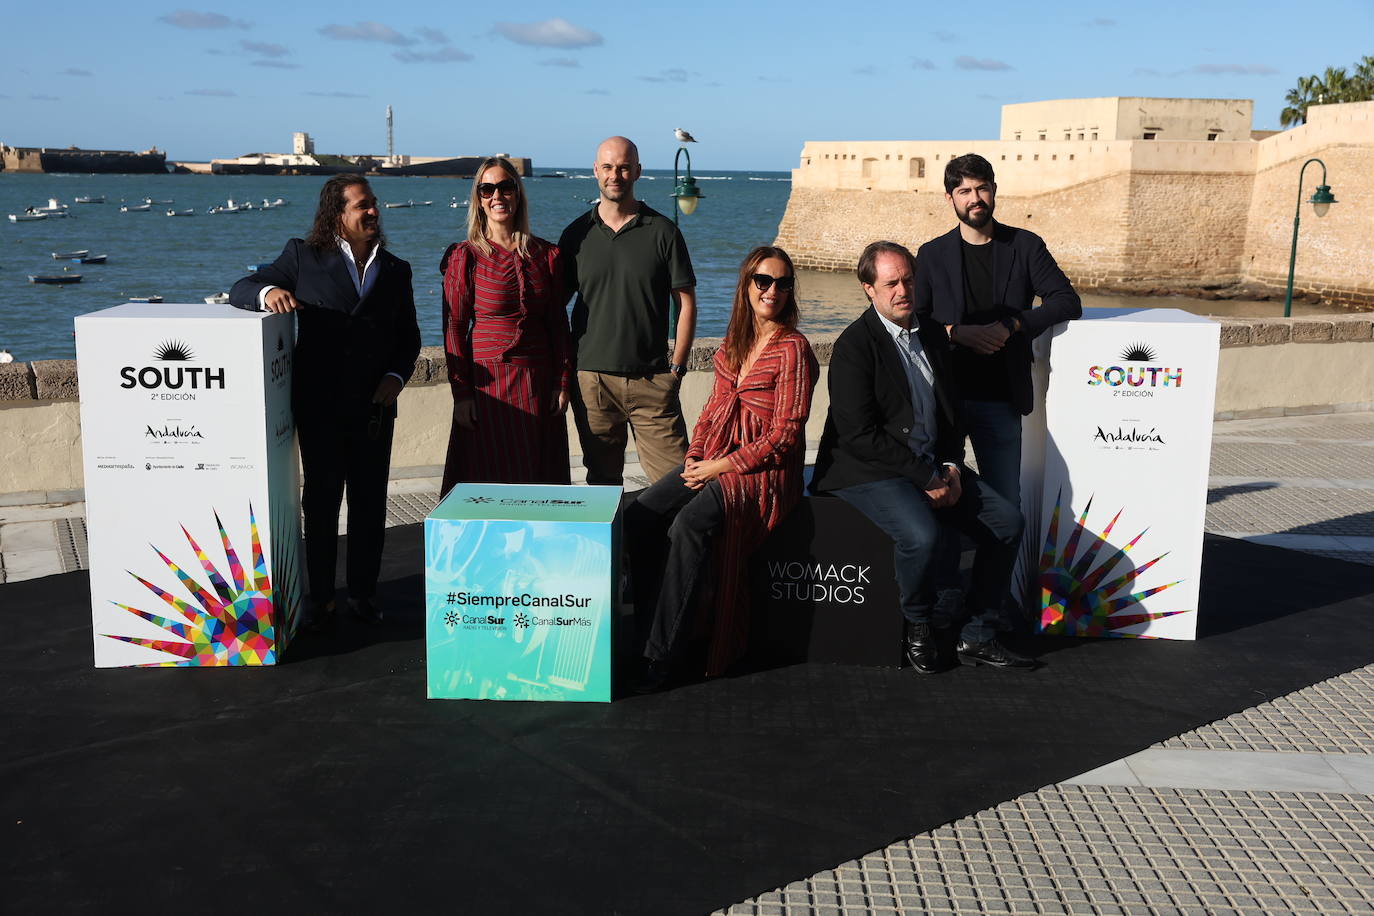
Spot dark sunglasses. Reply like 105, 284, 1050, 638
750, 273, 795, 292
477, 180, 518, 198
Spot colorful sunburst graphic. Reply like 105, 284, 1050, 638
104, 505, 279, 666
1037, 490, 1190, 638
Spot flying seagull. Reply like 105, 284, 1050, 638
674, 128, 698, 143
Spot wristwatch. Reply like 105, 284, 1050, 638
669, 362, 688, 378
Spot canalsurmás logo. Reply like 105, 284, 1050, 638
120, 339, 226, 400
1087, 341, 1182, 399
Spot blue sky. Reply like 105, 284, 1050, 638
2, 1, 1371, 170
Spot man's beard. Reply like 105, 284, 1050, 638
958, 199, 994, 229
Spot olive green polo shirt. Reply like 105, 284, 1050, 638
558, 203, 696, 375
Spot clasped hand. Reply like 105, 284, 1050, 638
924, 464, 962, 508
682, 457, 731, 491
954, 321, 1010, 355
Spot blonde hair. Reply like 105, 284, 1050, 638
466, 157, 531, 257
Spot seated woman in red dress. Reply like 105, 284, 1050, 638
627, 245, 819, 691
440, 157, 572, 494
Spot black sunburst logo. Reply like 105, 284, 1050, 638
1119, 342, 1157, 362
154, 340, 194, 361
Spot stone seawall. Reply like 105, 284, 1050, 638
2, 316, 1373, 505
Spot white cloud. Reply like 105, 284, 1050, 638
159, 10, 248, 29
494, 18, 602, 49
241, 40, 289, 58
955, 56, 1013, 71
393, 47, 473, 63
319, 21, 416, 45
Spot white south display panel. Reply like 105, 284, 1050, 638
75, 303, 303, 667
1025, 308, 1220, 640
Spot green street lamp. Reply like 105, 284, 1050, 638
668, 145, 704, 334
671, 146, 704, 224
1284, 158, 1337, 318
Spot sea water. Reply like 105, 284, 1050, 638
0, 169, 831, 362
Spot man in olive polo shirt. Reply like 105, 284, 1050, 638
559, 135, 697, 486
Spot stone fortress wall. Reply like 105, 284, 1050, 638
775, 98, 1374, 309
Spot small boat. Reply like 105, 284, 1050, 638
9, 213, 48, 222
205, 292, 230, 305
247, 263, 271, 271
52, 250, 91, 260
143, 197, 173, 205
261, 198, 288, 209
29, 273, 82, 285
32, 198, 69, 214
79, 254, 108, 264
542, 171, 568, 178
449, 198, 469, 208
127, 295, 163, 303
384, 200, 413, 209
166, 208, 196, 217
74, 195, 105, 204
120, 204, 151, 213
414, 200, 433, 207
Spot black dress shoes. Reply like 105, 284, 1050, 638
349, 596, 384, 625
633, 658, 675, 695
305, 600, 336, 634
955, 637, 1038, 669
904, 621, 948, 675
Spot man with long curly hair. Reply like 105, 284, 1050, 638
230, 175, 420, 632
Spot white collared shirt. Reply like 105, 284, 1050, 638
872, 307, 939, 466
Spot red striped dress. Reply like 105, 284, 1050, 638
440, 237, 573, 492
686, 330, 819, 674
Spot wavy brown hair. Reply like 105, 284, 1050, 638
723, 246, 799, 372
305, 174, 386, 251
466, 157, 531, 257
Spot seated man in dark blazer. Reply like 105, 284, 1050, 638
230, 175, 420, 630
811, 241, 1032, 672
914, 152, 1082, 626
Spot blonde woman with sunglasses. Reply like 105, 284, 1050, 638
439, 157, 573, 493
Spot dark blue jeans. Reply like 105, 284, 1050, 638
934, 399, 1024, 600
834, 470, 1023, 644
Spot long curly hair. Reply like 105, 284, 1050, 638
305, 174, 386, 251
722, 246, 799, 372
466, 157, 531, 257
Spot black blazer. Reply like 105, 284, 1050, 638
230, 238, 421, 415
810, 307, 964, 495
913, 223, 1081, 415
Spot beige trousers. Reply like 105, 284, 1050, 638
572, 370, 688, 486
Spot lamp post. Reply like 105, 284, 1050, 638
1283, 158, 1337, 318
668, 146, 704, 333
671, 146, 703, 225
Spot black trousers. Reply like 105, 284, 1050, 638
297, 403, 395, 606
625, 467, 725, 662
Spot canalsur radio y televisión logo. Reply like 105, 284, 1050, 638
1087, 341, 1182, 398
120, 339, 226, 400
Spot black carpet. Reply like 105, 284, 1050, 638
3, 530, 1373, 915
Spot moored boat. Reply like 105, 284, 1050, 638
29, 273, 82, 285
167, 208, 196, 216
79, 254, 108, 264
74, 195, 105, 204
120, 204, 151, 212
9, 213, 48, 222
384, 200, 413, 208
52, 250, 91, 260
127, 295, 163, 303
204, 292, 230, 304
